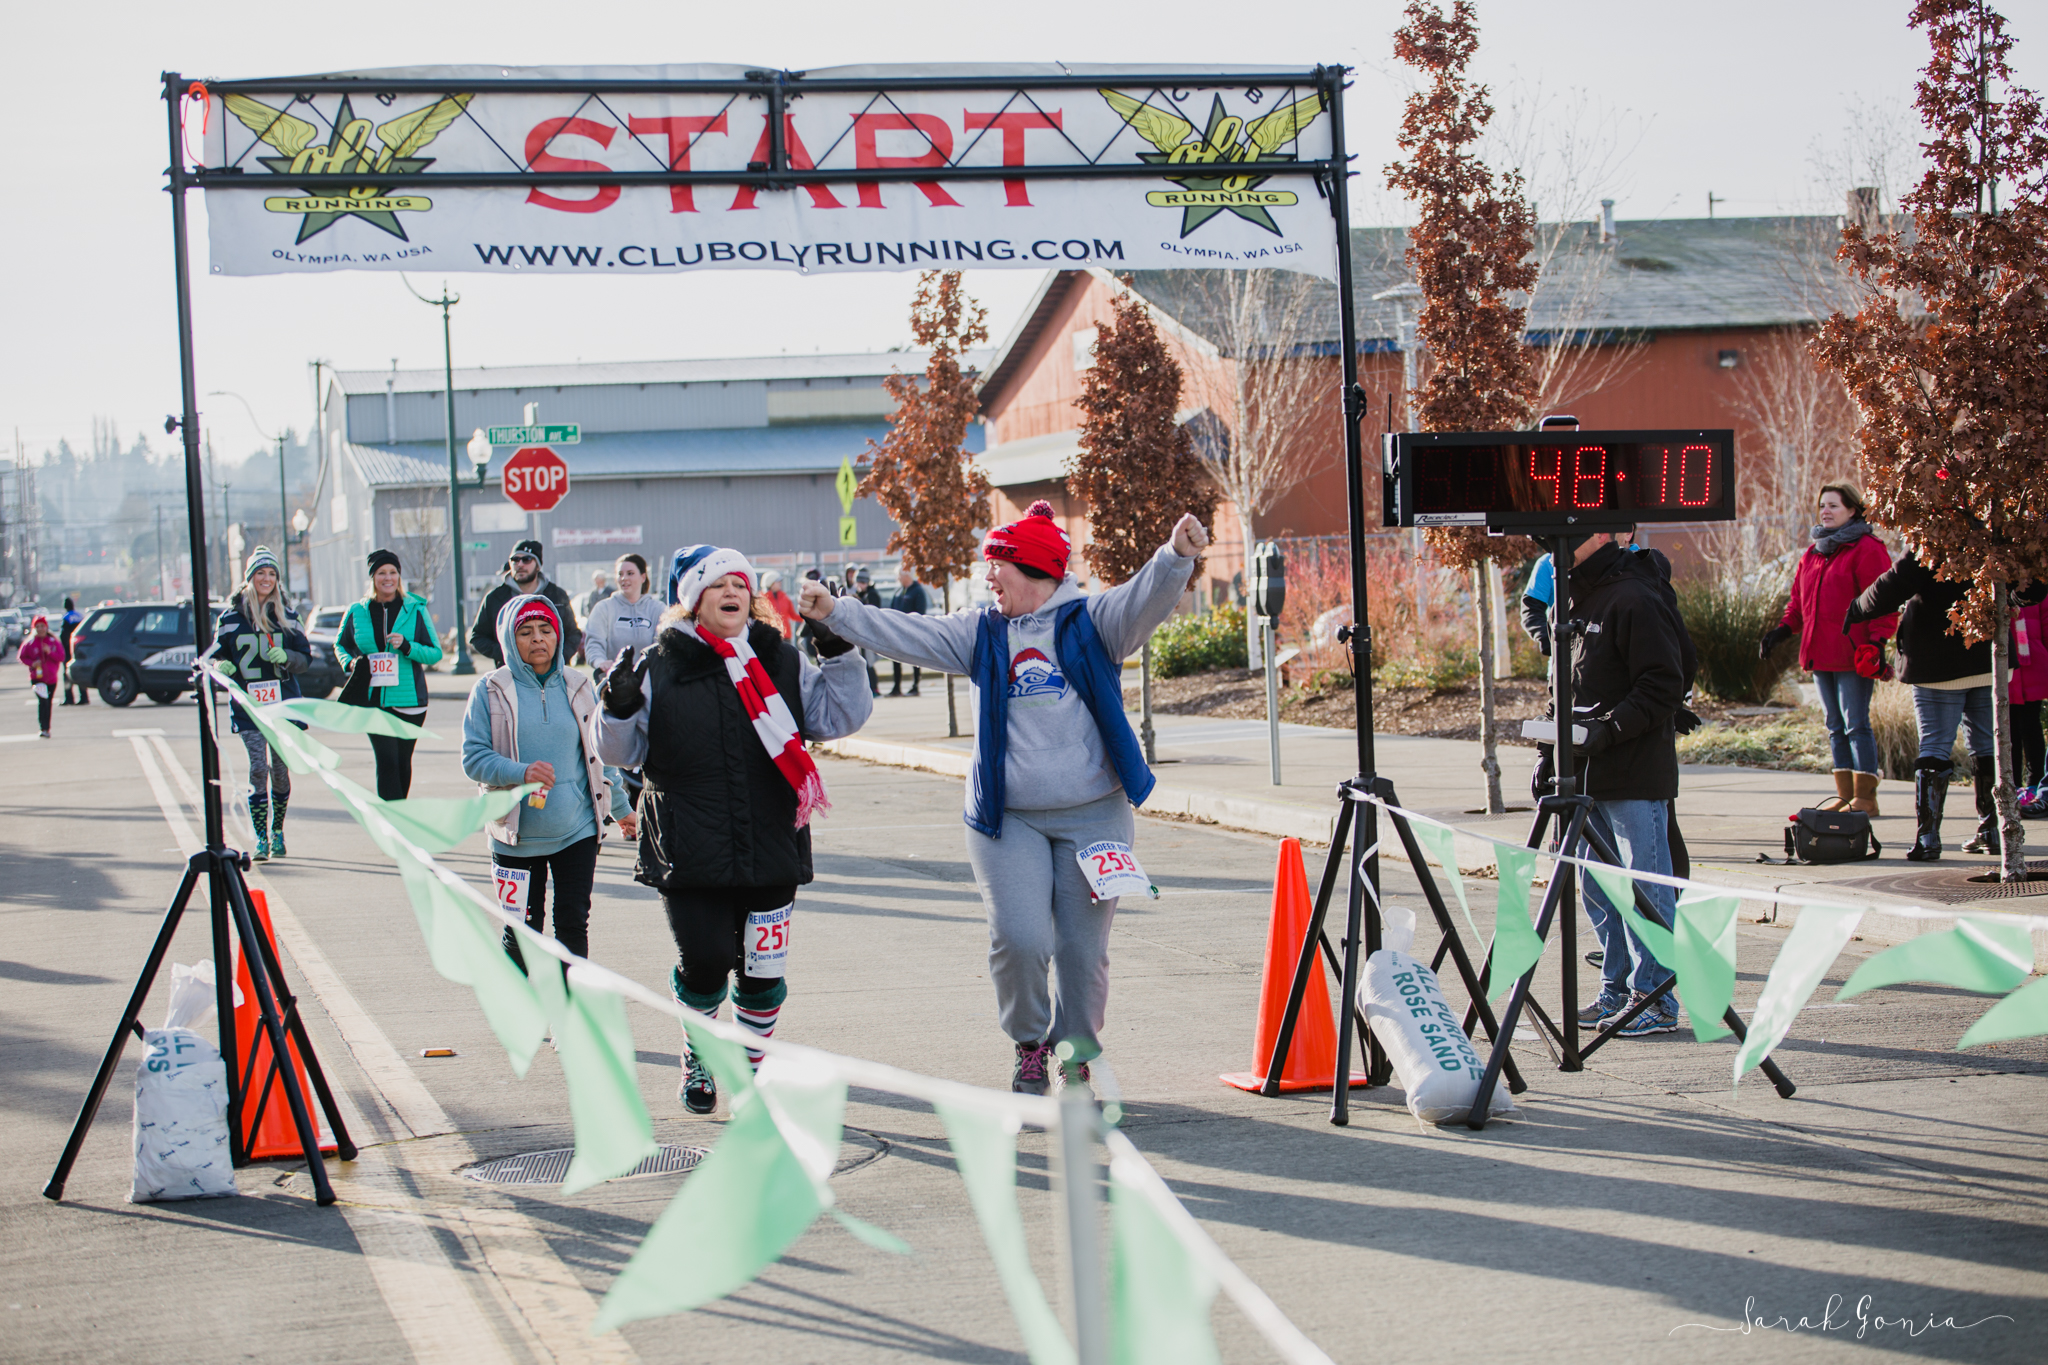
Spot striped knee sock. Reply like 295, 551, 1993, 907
732, 980, 788, 1071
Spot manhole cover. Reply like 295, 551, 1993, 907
1825, 861, 2048, 904
463, 1144, 708, 1185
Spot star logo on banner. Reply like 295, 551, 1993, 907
1100, 89, 1327, 237
223, 92, 472, 243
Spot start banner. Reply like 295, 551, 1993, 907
195, 64, 1340, 280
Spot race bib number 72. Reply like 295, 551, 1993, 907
492, 866, 530, 916
1076, 841, 1157, 902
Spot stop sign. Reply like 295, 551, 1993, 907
502, 446, 570, 512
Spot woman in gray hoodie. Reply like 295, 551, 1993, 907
801, 501, 1206, 1095
462, 594, 627, 968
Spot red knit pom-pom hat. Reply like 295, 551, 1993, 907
983, 500, 1070, 579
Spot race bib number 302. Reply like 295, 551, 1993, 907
1077, 840, 1157, 902
369, 652, 399, 687
745, 903, 792, 979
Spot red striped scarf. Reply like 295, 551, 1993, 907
695, 625, 829, 827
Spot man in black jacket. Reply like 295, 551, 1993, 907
1562, 532, 1695, 1036
884, 565, 931, 696
471, 538, 582, 667
1846, 547, 1993, 860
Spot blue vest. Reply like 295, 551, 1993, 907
968, 599, 1155, 838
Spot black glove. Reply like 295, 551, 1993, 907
807, 615, 857, 659
1531, 743, 1556, 801
602, 645, 650, 718
1580, 719, 1617, 757
1674, 706, 1703, 736
1840, 602, 1864, 635
1759, 624, 1793, 661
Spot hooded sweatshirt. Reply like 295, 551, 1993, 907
819, 543, 1194, 814
462, 595, 599, 858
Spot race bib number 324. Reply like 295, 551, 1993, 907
1076, 841, 1157, 902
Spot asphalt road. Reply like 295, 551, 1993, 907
4, 668, 2047, 1363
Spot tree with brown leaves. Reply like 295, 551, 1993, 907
1813, 0, 2048, 879
1070, 284, 1218, 760
860, 270, 994, 736
1386, 0, 1541, 812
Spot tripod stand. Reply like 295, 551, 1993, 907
44, 95, 354, 1203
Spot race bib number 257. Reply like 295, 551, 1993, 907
745, 903, 791, 979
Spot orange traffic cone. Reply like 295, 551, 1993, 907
1220, 838, 1367, 1092
233, 888, 336, 1159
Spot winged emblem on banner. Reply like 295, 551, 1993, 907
223, 92, 473, 243
1100, 89, 1326, 237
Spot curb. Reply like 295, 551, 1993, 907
817, 734, 2046, 950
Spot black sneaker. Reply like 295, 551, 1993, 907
680, 1050, 717, 1114
1618, 993, 1680, 1037
1012, 1040, 1052, 1096
1576, 987, 1629, 1029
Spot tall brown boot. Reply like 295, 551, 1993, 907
1816, 769, 1854, 812
1847, 771, 1881, 816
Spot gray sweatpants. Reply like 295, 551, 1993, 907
965, 790, 1134, 1048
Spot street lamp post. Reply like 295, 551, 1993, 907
405, 277, 477, 675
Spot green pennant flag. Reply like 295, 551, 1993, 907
1960, 973, 2048, 1050
1486, 844, 1545, 1000
419, 875, 547, 1077
557, 964, 659, 1194
1109, 1149, 1220, 1365
1412, 821, 1480, 943
1666, 893, 1740, 1042
1837, 916, 2035, 1001
266, 695, 440, 740
593, 1052, 842, 1333
936, 1101, 1076, 1365
1734, 905, 1862, 1086
214, 670, 341, 773
328, 769, 524, 854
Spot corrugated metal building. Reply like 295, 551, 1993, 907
308, 352, 988, 626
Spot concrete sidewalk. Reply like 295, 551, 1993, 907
824, 683, 2048, 942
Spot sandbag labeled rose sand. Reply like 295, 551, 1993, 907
1360, 907, 1513, 1125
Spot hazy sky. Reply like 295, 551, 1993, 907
3, 0, 2040, 466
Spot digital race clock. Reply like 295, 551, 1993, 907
1383, 429, 1736, 531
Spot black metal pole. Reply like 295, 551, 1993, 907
1550, 534, 1582, 1071
164, 76, 244, 1136
439, 289, 475, 675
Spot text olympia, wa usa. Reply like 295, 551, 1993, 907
195, 62, 1341, 280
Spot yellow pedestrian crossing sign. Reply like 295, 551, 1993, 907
838, 516, 859, 547
835, 457, 858, 514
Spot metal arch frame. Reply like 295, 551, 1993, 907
141, 63, 1398, 1140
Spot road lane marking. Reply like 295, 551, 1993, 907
137, 733, 637, 1363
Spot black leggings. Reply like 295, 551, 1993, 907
497, 835, 600, 965
2015, 700, 2046, 788
662, 884, 795, 999
37, 691, 53, 733
366, 709, 424, 800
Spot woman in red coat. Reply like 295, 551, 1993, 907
1759, 482, 1896, 813
2008, 588, 2048, 811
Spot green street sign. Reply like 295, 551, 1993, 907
485, 423, 580, 445
835, 456, 858, 514
838, 516, 859, 547
465, 540, 491, 551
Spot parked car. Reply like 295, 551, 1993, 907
67, 602, 200, 706
0, 608, 21, 656
298, 606, 346, 699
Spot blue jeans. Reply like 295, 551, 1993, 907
1912, 684, 1994, 762
1581, 799, 1676, 998
1812, 670, 1878, 773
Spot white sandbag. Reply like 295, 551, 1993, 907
1361, 947, 1514, 1125
130, 962, 238, 1203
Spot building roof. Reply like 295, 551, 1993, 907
347, 419, 986, 489
334, 350, 996, 397
980, 216, 1852, 409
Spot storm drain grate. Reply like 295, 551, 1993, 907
1825, 862, 2048, 904
462, 1143, 709, 1185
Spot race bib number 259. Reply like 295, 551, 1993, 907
1077, 840, 1158, 902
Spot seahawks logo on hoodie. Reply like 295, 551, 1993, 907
1008, 646, 1068, 700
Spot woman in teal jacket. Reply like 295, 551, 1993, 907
334, 547, 444, 799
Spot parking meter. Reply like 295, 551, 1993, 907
1251, 541, 1286, 620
